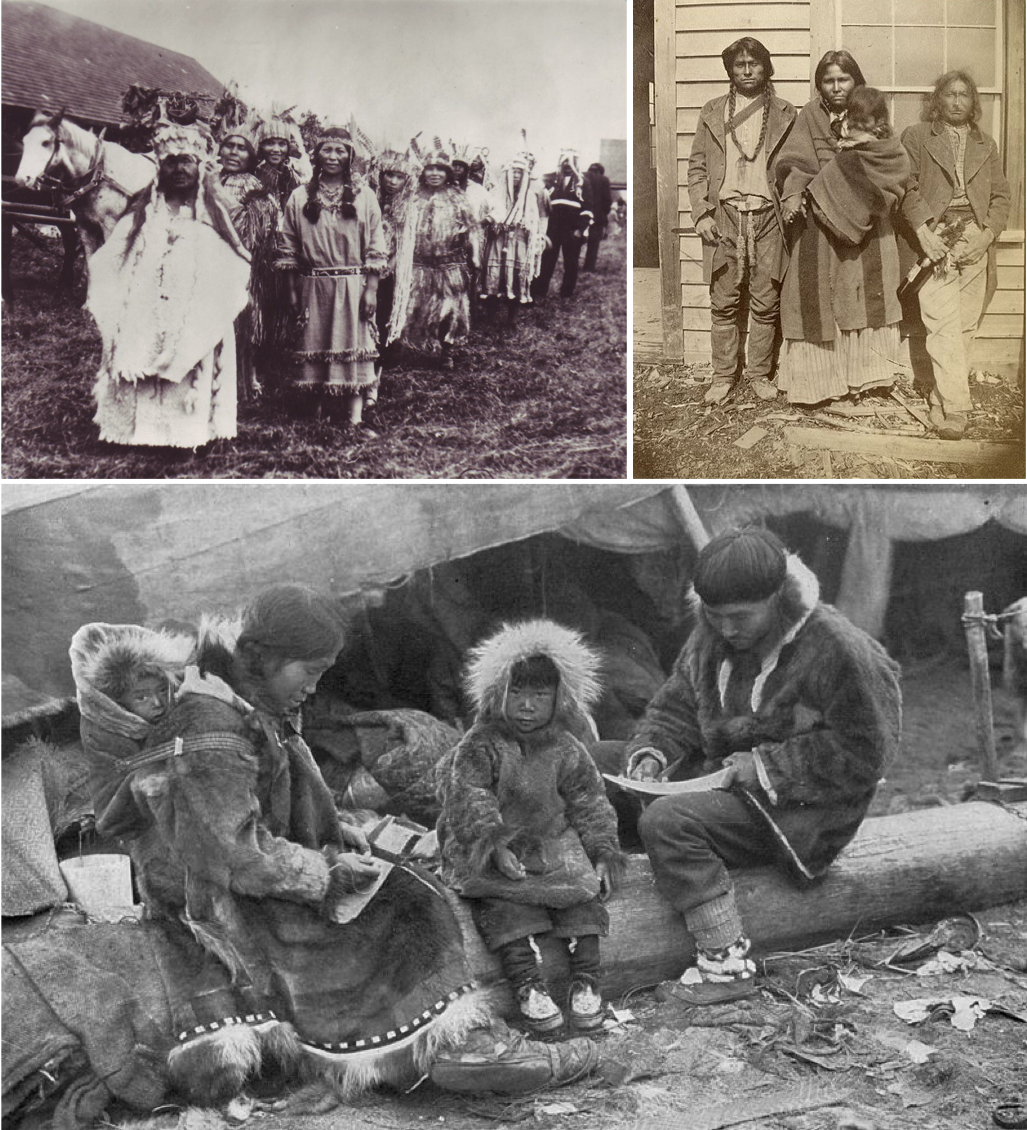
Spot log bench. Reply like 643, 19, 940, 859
449, 800, 1027, 1003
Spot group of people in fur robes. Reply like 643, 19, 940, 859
4, 527, 906, 1127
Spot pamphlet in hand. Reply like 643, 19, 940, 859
603, 768, 730, 797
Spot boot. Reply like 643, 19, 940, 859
674, 935, 757, 1006
429, 1017, 599, 1094
499, 937, 564, 1034
675, 892, 758, 1005
566, 935, 605, 1032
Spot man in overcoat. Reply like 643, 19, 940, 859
900, 70, 1010, 439
688, 38, 796, 403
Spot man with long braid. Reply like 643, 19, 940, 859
688, 38, 796, 404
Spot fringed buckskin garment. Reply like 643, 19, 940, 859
219, 171, 282, 400
623, 556, 902, 882
480, 162, 546, 304
388, 185, 478, 353
277, 179, 387, 394
86, 182, 251, 447
82, 620, 484, 1107
437, 621, 625, 916
776, 100, 908, 405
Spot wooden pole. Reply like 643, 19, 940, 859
452, 801, 1027, 1003
963, 591, 1000, 781
668, 484, 710, 550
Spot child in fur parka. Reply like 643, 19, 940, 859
437, 620, 627, 1035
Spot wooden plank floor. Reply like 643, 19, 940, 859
633, 267, 662, 361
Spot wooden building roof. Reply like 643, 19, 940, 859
1, 0, 222, 126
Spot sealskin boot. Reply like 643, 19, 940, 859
429, 1017, 599, 1094
568, 974, 605, 1032
515, 981, 565, 1034
672, 935, 758, 1006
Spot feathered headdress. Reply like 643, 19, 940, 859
255, 102, 304, 158
211, 84, 261, 156
464, 620, 602, 735
558, 148, 582, 178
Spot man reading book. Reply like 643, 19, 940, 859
620, 528, 902, 1003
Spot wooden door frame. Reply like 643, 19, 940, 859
654, 0, 682, 359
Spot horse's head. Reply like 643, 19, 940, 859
14, 111, 69, 189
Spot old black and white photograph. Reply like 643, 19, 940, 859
3, 481, 1027, 1129
633, 0, 1025, 479
1, 0, 627, 478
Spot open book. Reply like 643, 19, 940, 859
603, 768, 730, 798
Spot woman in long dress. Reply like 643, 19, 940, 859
276, 126, 386, 430
388, 146, 480, 370
775, 51, 906, 409
215, 115, 279, 400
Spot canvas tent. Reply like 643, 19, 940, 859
4, 482, 1027, 716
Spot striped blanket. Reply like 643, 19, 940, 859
777, 102, 906, 343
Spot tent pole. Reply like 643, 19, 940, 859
962, 591, 999, 781
668, 485, 709, 549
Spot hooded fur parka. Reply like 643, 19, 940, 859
437, 621, 624, 904
624, 556, 902, 880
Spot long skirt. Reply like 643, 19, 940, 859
400, 262, 472, 352
290, 272, 378, 393
776, 324, 902, 405
93, 339, 237, 447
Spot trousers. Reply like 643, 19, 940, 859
709, 202, 782, 382
916, 218, 989, 414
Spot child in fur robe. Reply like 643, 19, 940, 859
437, 620, 627, 1035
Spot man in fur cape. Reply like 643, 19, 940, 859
621, 529, 901, 1004
688, 37, 796, 405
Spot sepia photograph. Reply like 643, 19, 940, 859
1, 0, 627, 478
633, 0, 1025, 479
3, 481, 1027, 1129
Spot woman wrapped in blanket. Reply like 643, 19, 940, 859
775, 56, 908, 410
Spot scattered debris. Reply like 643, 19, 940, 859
733, 426, 768, 450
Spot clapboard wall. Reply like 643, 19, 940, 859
653, 0, 1025, 379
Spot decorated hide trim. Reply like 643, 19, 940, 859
299, 983, 491, 1100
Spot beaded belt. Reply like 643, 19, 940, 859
303, 266, 366, 277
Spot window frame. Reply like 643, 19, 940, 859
836, 0, 1004, 143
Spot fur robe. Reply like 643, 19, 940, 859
624, 556, 902, 881
437, 621, 624, 904
87, 624, 481, 1104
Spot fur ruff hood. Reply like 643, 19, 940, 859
465, 619, 601, 738
70, 622, 196, 738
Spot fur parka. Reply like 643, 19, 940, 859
437, 620, 625, 903
624, 556, 902, 880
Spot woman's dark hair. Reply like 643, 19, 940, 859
236, 584, 345, 680
846, 86, 893, 138
218, 134, 256, 174
814, 50, 867, 90
509, 654, 560, 691
924, 69, 982, 125
303, 142, 356, 223
693, 527, 788, 606
722, 36, 775, 81
419, 162, 456, 188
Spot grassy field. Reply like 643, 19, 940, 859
2, 230, 627, 479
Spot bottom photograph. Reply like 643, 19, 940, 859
3, 481, 1026, 1130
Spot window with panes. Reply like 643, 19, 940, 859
838, 0, 1003, 140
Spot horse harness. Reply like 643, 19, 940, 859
39, 127, 149, 209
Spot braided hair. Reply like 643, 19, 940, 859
727, 87, 771, 162
303, 136, 357, 223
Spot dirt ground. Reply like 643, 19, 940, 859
1, 228, 626, 479
632, 360, 1026, 480
114, 658, 1027, 1130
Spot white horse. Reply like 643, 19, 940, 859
15, 109, 156, 259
